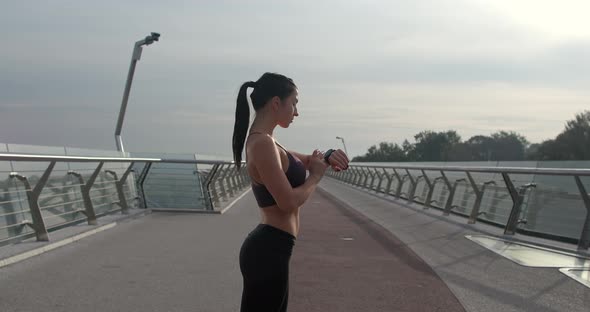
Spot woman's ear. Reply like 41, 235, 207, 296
270, 96, 281, 112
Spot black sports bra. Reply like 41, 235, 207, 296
248, 134, 307, 207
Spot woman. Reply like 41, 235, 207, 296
232, 72, 349, 312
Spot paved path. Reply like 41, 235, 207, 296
290, 189, 465, 311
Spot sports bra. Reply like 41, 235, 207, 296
248, 133, 307, 208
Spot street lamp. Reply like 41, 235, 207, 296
336, 136, 349, 156
114, 32, 161, 153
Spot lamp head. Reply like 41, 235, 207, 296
144, 32, 161, 45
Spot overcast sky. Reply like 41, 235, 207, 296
1, 0, 589, 159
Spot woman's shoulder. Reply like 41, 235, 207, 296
246, 134, 277, 160
247, 133, 274, 146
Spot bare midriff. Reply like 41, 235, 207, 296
259, 205, 301, 237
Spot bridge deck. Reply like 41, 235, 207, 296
0, 179, 588, 311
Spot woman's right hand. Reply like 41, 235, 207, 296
309, 149, 329, 179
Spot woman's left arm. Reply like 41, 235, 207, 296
289, 149, 349, 171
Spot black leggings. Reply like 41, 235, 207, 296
239, 224, 296, 312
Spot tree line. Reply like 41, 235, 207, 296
352, 111, 590, 162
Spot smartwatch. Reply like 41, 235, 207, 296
323, 149, 334, 164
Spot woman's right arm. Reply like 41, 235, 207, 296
250, 136, 327, 213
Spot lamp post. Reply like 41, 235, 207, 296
114, 32, 161, 153
336, 136, 349, 156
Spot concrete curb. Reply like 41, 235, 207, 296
0, 208, 151, 269
0, 223, 116, 268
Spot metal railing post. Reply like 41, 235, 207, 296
345, 167, 353, 184
379, 169, 386, 192
67, 161, 104, 225
425, 175, 444, 210
231, 172, 239, 193
395, 170, 407, 199
369, 168, 378, 191
224, 166, 235, 197
468, 180, 496, 224
464, 172, 481, 221
235, 168, 244, 187
362, 167, 370, 188
412, 175, 424, 203
405, 169, 417, 203
240, 168, 249, 187
574, 176, 590, 250
105, 162, 134, 214
439, 171, 453, 208
9, 161, 56, 241
137, 162, 152, 209
444, 178, 466, 215
383, 169, 394, 195
216, 165, 230, 200
354, 167, 362, 185
416, 170, 432, 205
345, 168, 354, 184
204, 164, 221, 210
226, 167, 238, 196
352, 167, 361, 186
503, 173, 536, 235
351, 167, 360, 186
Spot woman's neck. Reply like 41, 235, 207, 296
250, 117, 276, 136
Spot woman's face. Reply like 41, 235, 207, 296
276, 89, 299, 128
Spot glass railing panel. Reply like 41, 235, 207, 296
478, 184, 511, 225
400, 169, 419, 200
409, 163, 441, 204
89, 174, 123, 215
66, 147, 137, 213
431, 179, 450, 209
452, 183, 476, 215
442, 161, 505, 224
1, 145, 61, 241
131, 152, 206, 210
4, 144, 78, 231
0, 177, 32, 243
0, 143, 28, 242
525, 161, 590, 241
416, 169, 446, 206
500, 161, 539, 224
38, 176, 87, 228
486, 161, 538, 227
437, 162, 477, 216
369, 168, 381, 191
381, 168, 398, 195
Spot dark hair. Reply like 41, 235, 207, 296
232, 72, 297, 168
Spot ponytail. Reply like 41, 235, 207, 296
232, 81, 256, 168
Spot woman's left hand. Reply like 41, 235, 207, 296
326, 149, 349, 171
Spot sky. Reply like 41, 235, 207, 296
1, 0, 589, 159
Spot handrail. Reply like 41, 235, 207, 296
349, 163, 590, 177
329, 163, 590, 251
0, 152, 247, 245
0, 152, 238, 165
